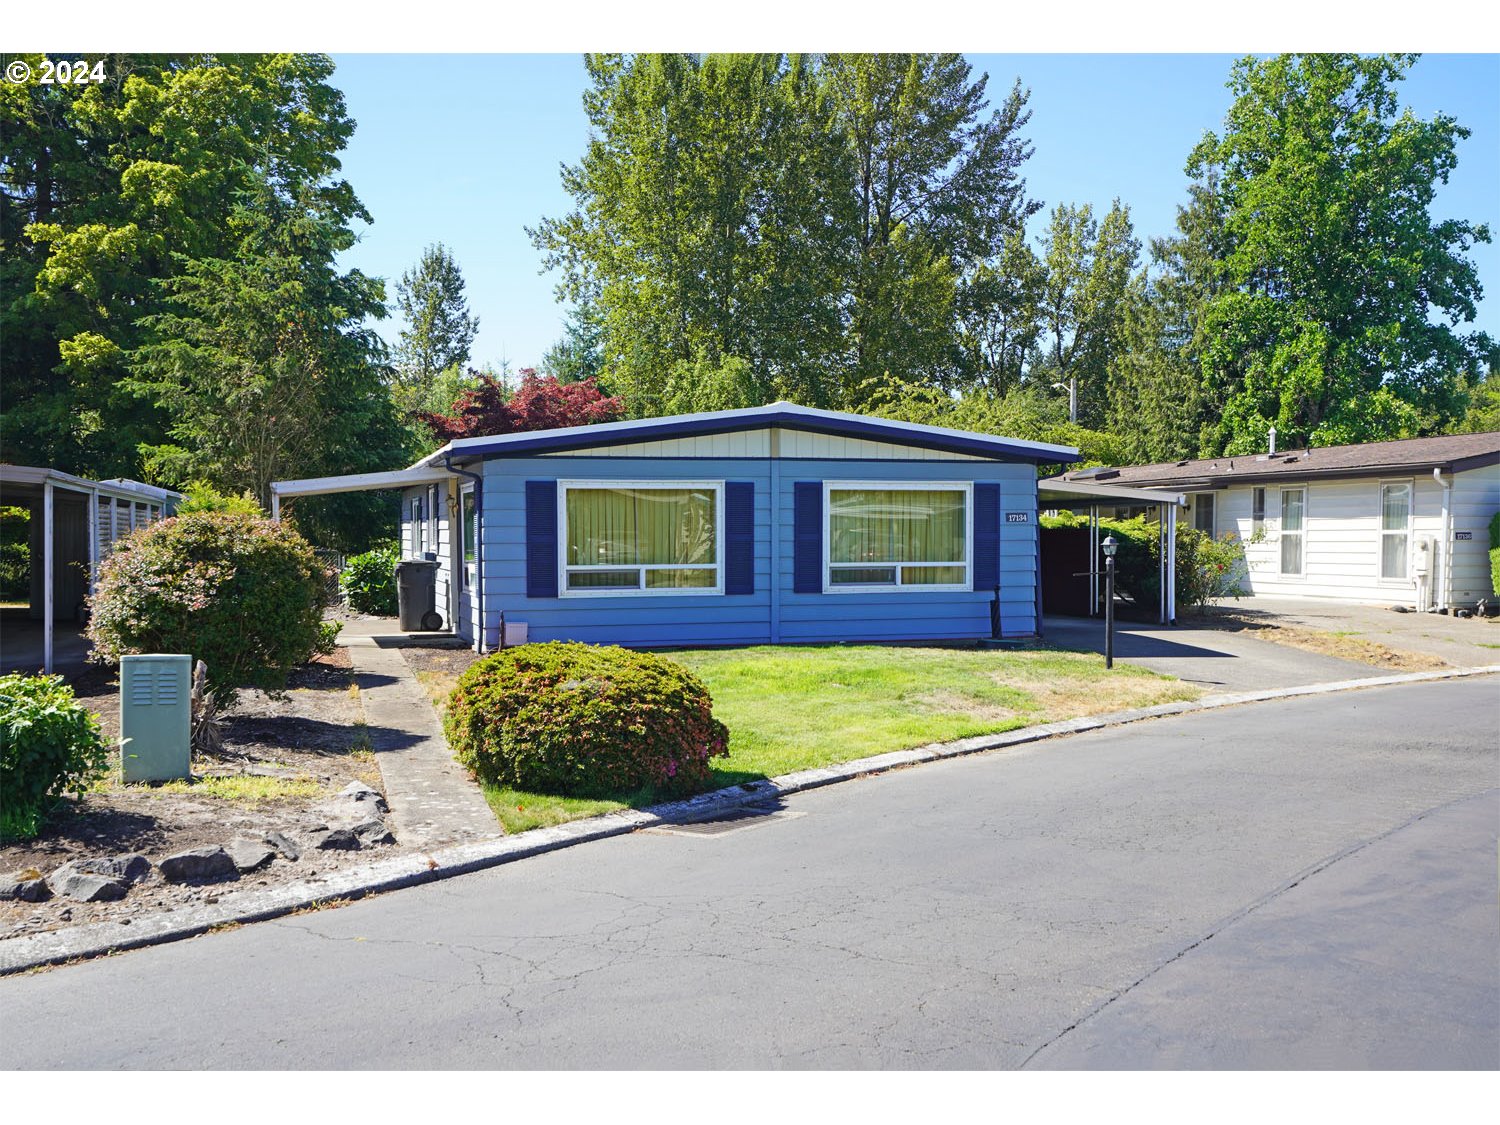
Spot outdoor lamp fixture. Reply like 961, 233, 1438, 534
1101, 534, 1119, 669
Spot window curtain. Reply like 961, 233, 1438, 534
829, 490, 965, 565
565, 488, 716, 566
1381, 485, 1410, 579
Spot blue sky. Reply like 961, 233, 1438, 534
330, 53, 1500, 373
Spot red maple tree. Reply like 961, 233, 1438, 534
420, 368, 624, 440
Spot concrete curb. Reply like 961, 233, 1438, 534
4, 662, 1496, 976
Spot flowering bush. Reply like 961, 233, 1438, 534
0, 673, 108, 840
444, 642, 729, 798
340, 542, 400, 615
86, 510, 328, 698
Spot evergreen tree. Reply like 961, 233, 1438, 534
393, 242, 480, 413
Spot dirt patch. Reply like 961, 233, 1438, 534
1, 650, 403, 940
401, 647, 483, 710
1194, 611, 1450, 672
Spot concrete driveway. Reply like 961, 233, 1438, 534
1042, 614, 1376, 691
1225, 594, 1500, 668
2, 676, 1494, 1070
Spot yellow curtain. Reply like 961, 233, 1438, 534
565, 488, 716, 567
829, 489, 965, 565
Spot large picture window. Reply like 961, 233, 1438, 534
1380, 482, 1411, 580
562, 482, 721, 595
826, 484, 969, 590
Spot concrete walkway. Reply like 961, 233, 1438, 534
1043, 614, 1376, 691
339, 620, 500, 850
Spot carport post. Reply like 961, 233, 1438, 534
42, 480, 54, 674
271, 490, 280, 521
1166, 504, 1178, 624
88, 487, 99, 596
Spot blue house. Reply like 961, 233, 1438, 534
273, 403, 1183, 649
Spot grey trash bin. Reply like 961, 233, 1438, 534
395, 559, 443, 632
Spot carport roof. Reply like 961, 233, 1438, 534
0, 465, 182, 502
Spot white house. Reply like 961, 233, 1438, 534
1046, 432, 1500, 611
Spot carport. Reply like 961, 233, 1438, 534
0, 466, 181, 673
1037, 478, 1187, 626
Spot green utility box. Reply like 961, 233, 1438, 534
119, 653, 192, 782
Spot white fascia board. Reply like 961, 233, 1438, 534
1038, 479, 1187, 506
271, 466, 455, 498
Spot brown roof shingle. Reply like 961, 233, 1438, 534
1049, 432, 1500, 489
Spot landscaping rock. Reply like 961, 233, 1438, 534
0, 872, 51, 903
264, 831, 302, 862
69, 854, 153, 884
49, 864, 130, 903
353, 819, 396, 846
225, 839, 276, 873
332, 781, 389, 816
311, 827, 362, 851
158, 846, 238, 884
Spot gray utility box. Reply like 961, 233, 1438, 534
119, 653, 191, 782
396, 559, 443, 632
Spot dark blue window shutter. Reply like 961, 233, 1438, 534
973, 482, 1001, 592
525, 480, 558, 598
724, 482, 755, 595
793, 482, 823, 594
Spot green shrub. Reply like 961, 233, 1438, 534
1039, 512, 1247, 612
340, 543, 400, 615
445, 642, 730, 799
1489, 512, 1499, 599
0, 673, 109, 840
175, 481, 265, 516
86, 510, 329, 698
0, 505, 29, 602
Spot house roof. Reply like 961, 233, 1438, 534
0, 465, 183, 503
1045, 432, 1500, 491
413, 402, 1080, 466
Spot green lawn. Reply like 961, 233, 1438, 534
421, 644, 1201, 835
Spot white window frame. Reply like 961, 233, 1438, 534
1251, 487, 1266, 536
407, 497, 423, 558
460, 484, 477, 591
822, 480, 973, 594
1279, 486, 1307, 577
426, 484, 440, 559
557, 479, 725, 598
1379, 479, 1414, 584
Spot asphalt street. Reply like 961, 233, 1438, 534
4, 677, 1497, 1070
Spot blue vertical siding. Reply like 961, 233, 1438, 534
478, 454, 1040, 649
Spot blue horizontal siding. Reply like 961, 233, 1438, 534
476, 454, 1040, 648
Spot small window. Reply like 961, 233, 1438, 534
1194, 494, 1215, 536
426, 484, 440, 557
461, 488, 477, 589
1252, 488, 1265, 535
826, 485, 969, 590
409, 497, 423, 557
562, 483, 721, 595
1380, 483, 1411, 580
1280, 488, 1305, 575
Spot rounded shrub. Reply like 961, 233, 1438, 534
444, 642, 730, 798
340, 542, 400, 615
0, 673, 109, 840
86, 510, 329, 697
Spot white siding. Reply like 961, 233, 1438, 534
1448, 464, 1500, 606
1219, 466, 1499, 607
539, 427, 987, 461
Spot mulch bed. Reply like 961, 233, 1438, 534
1, 648, 406, 939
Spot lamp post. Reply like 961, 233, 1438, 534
1101, 534, 1118, 669
1052, 377, 1077, 424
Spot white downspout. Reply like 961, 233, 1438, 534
1433, 467, 1452, 611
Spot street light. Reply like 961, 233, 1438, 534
1101, 534, 1119, 669
1051, 377, 1077, 424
